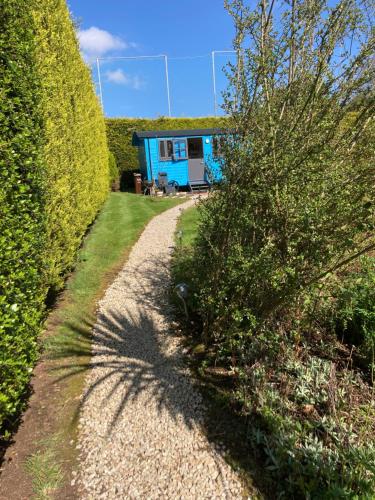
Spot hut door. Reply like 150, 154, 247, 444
187, 138, 204, 181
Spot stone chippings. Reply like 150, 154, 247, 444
75, 199, 244, 499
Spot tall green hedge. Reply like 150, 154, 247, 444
0, 0, 46, 433
0, 0, 109, 435
106, 117, 228, 173
35, 0, 109, 290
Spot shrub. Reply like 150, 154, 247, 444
196, 0, 374, 349
0, 0, 109, 436
173, 207, 375, 497
0, 0, 46, 435
106, 117, 227, 174
34, 0, 109, 290
330, 257, 375, 375
187, 0, 375, 496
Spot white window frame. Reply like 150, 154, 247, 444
172, 139, 187, 161
159, 139, 173, 161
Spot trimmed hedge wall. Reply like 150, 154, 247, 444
106, 117, 228, 174
34, 0, 109, 290
0, 0, 109, 435
0, 0, 46, 433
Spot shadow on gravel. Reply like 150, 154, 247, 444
48, 257, 201, 433
47, 255, 273, 497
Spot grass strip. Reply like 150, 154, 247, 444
25, 435, 64, 500
26, 192, 184, 497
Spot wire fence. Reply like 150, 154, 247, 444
92, 51, 238, 118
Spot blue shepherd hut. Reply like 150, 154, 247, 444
132, 128, 225, 192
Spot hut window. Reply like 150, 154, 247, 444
159, 140, 173, 160
173, 139, 187, 160
213, 136, 225, 157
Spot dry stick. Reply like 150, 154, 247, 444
246, 0, 276, 117
288, 0, 352, 137
260, 0, 280, 209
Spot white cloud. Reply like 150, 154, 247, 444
105, 69, 145, 90
78, 27, 127, 58
106, 69, 129, 84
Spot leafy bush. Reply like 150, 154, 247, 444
0, 0, 46, 435
195, 0, 374, 349
106, 117, 227, 173
185, 0, 375, 496
34, 0, 109, 290
0, 0, 109, 436
174, 207, 375, 498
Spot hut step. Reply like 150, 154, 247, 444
188, 180, 210, 192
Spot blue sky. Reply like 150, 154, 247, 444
68, 0, 236, 117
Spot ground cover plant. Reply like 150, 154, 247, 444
174, 0, 375, 496
0, 0, 109, 441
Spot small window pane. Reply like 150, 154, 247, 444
173, 140, 187, 159
159, 141, 166, 158
167, 140, 173, 158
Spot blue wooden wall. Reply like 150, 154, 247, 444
138, 135, 222, 186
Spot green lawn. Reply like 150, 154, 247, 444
175, 205, 199, 247
27, 192, 184, 498
46, 192, 185, 357
172, 205, 200, 300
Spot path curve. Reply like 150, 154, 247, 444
75, 199, 243, 499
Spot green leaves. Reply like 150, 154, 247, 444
0, 0, 46, 436
186, 0, 375, 496
0, 0, 109, 437
34, 0, 109, 291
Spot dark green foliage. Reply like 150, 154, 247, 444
34, 0, 109, 290
0, 0, 109, 435
175, 209, 375, 498
330, 257, 375, 374
180, 0, 375, 496
106, 117, 227, 173
0, 0, 46, 434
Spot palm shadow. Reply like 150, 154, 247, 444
47, 253, 274, 497
49, 255, 202, 434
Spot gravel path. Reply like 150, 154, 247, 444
75, 199, 244, 499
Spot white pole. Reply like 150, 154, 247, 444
211, 51, 217, 116
96, 58, 104, 110
98, 54, 165, 61
164, 55, 171, 117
